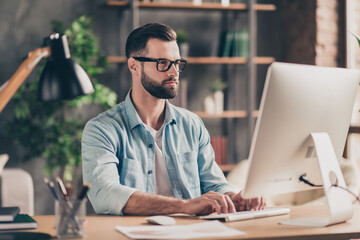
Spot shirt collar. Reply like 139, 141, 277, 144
124, 89, 177, 130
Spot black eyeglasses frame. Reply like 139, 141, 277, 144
132, 57, 188, 72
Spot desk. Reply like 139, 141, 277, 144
11, 205, 360, 239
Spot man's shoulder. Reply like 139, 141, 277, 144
86, 102, 127, 128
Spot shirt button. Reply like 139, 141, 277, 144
148, 144, 153, 148
148, 170, 153, 174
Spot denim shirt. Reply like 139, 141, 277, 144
82, 91, 236, 215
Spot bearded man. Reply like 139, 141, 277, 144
82, 23, 265, 216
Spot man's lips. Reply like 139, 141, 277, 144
164, 80, 178, 86
165, 81, 178, 86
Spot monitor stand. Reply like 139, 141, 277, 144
280, 132, 354, 227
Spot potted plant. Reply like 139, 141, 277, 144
204, 78, 227, 114
4, 16, 117, 185
176, 29, 189, 57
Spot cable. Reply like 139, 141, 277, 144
299, 174, 322, 187
299, 174, 360, 203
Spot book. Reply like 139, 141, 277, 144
211, 136, 228, 165
0, 214, 37, 230
221, 31, 235, 57
0, 207, 20, 222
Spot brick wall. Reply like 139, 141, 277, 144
282, 0, 317, 65
315, 0, 338, 66
355, 0, 360, 68
282, 0, 339, 67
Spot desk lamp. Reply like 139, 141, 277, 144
0, 33, 94, 112
0, 33, 94, 240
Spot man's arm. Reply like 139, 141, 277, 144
123, 191, 236, 215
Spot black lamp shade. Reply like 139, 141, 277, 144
37, 34, 94, 101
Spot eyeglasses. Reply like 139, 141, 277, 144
133, 57, 188, 72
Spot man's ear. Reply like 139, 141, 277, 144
128, 57, 140, 74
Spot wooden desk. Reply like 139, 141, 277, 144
8, 205, 360, 239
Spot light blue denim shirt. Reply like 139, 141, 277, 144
82, 90, 236, 215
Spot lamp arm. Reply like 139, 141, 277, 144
0, 46, 51, 113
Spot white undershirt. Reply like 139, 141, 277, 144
144, 124, 174, 197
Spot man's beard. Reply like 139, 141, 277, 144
141, 69, 178, 99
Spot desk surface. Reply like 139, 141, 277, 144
8, 205, 360, 240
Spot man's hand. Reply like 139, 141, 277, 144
180, 191, 236, 216
227, 191, 266, 211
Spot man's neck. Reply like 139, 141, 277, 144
131, 89, 166, 130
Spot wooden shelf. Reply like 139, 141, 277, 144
106, 1, 276, 11
107, 56, 275, 65
194, 111, 247, 118
107, 56, 127, 63
188, 57, 246, 64
349, 126, 360, 134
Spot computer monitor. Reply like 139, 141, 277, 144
242, 62, 360, 227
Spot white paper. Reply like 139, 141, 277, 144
116, 220, 245, 239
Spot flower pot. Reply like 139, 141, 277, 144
179, 42, 189, 57
214, 90, 224, 114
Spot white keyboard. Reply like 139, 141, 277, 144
199, 208, 290, 222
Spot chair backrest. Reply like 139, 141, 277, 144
0, 154, 9, 175
1, 168, 34, 216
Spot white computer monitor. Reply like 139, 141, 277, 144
242, 62, 360, 227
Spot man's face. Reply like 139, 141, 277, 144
140, 38, 180, 99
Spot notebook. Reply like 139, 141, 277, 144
0, 214, 37, 230
0, 207, 20, 222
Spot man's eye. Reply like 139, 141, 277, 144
158, 60, 169, 66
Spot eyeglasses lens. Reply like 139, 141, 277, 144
157, 60, 171, 72
176, 60, 186, 72
156, 59, 187, 72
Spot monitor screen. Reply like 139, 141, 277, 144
242, 62, 360, 198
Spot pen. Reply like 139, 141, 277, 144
44, 177, 80, 233
77, 182, 91, 200
56, 177, 68, 200
44, 178, 59, 200
65, 182, 73, 198
59, 182, 91, 234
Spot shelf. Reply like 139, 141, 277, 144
106, 1, 276, 11
107, 56, 275, 65
349, 126, 360, 134
107, 56, 127, 63
194, 111, 247, 118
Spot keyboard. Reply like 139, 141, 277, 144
199, 207, 290, 222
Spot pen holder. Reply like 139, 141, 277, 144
55, 199, 87, 238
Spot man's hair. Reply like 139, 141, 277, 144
125, 23, 177, 59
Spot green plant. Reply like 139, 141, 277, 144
176, 29, 188, 44
209, 78, 227, 92
5, 16, 117, 182
351, 32, 360, 46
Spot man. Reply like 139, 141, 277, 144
82, 23, 265, 216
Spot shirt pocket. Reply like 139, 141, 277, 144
177, 151, 200, 190
120, 157, 144, 189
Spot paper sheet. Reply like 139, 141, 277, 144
116, 220, 245, 239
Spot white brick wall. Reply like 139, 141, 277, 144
315, 0, 338, 66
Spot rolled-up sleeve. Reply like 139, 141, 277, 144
196, 118, 236, 195
82, 120, 136, 215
